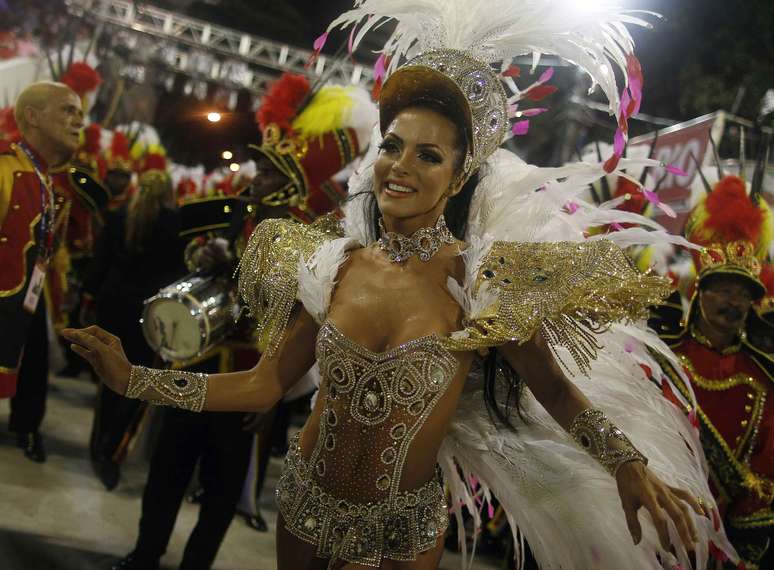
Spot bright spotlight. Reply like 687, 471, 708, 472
221, 150, 233, 160
207, 112, 222, 123
229, 163, 240, 172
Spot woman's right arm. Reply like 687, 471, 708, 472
62, 305, 320, 413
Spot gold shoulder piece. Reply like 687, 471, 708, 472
237, 215, 342, 355
444, 240, 672, 373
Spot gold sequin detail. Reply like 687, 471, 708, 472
678, 355, 765, 394
236, 215, 342, 355
569, 408, 648, 476
277, 434, 449, 567
311, 321, 457, 504
443, 240, 672, 374
126, 365, 208, 412
276, 320, 457, 568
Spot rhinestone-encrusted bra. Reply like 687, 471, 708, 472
307, 320, 458, 504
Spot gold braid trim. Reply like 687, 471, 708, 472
678, 354, 766, 393
729, 507, 774, 530
655, 352, 774, 504
443, 240, 672, 374
678, 354, 768, 465
236, 216, 342, 356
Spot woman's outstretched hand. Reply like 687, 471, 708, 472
62, 326, 132, 395
616, 460, 705, 553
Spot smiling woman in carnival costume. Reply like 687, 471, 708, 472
65, 1, 740, 568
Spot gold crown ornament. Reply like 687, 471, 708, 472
696, 240, 764, 297
379, 49, 509, 175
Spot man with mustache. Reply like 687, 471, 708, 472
650, 172, 774, 568
0, 82, 84, 461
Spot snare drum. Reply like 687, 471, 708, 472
142, 273, 239, 362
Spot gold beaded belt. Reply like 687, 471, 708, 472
276, 434, 449, 568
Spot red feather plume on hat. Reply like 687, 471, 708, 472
0, 106, 20, 142
140, 153, 167, 174
702, 176, 763, 244
60, 62, 103, 97
82, 123, 102, 155
110, 131, 131, 161
256, 73, 311, 133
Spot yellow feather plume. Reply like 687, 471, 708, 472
292, 86, 354, 138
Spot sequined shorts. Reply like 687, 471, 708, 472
276, 434, 449, 567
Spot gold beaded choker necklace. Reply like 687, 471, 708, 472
378, 215, 456, 264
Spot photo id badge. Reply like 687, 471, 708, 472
22, 260, 47, 314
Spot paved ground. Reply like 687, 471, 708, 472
0, 374, 500, 570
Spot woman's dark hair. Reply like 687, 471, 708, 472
351, 98, 525, 430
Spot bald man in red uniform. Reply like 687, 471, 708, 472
0, 82, 84, 461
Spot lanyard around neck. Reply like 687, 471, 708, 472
18, 142, 55, 260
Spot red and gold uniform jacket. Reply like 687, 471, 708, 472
0, 140, 52, 397
651, 295, 774, 566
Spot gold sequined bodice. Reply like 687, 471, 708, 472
302, 320, 458, 504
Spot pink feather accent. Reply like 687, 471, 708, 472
512, 120, 530, 136
620, 90, 632, 118
374, 53, 387, 82
313, 32, 329, 52
643, 189, 661, 205
665, 164, 688, 176
613, 128, 626, 156
521, 107, 548, 117
538, 67, 554, 83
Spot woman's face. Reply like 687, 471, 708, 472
373, 107, 463, 223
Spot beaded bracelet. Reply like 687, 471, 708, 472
570, 408, 647, 476
126, 365, 208, 412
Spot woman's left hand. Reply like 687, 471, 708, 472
616, 460, 704, 552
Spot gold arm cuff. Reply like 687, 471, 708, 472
126, 365, 208, 412
569, 408, 647, 476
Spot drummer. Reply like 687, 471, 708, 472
109, 73, 376, 570
81, 147, 186, 490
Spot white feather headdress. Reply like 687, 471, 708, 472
328, 0, 655, 124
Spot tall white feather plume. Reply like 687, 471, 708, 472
468, 149, 688, 250
342, 125, 382, 245
342, 85, 380, 148
446, 235, 496, 327
297, 238, 358, 324
329, 0, 655, 117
